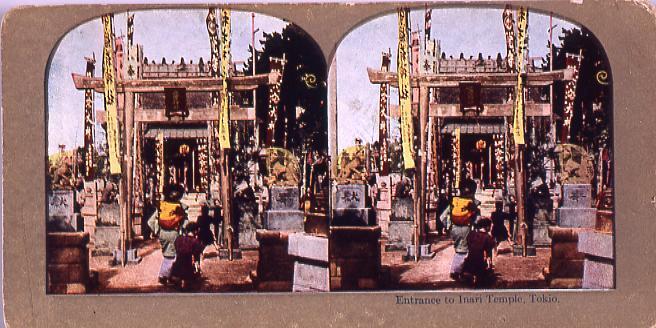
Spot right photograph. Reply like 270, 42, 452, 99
330, 5, 613, 290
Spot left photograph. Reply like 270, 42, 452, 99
46, 9, 329, 293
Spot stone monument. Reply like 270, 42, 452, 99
557, 184, 596, 228
262, 148, 304, 232
48, 189, 77, 232
331, 184, 372, 226
264, 186, 304, 232
385, 196, 413, 251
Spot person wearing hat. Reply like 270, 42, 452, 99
147, 184, 188, 285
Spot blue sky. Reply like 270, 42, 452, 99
46, 7, 579, 154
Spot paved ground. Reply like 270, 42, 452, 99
89, 234, 549, 293
382, 236, 549, 290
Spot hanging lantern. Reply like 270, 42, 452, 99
179, 144, 190, 155
476, 139, 487, 150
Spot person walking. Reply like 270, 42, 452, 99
462, 218, 496, 287
170, 222, 205, 290
490, 200, 511, 264
147, 184, 187, 285
441, 177, 480, 281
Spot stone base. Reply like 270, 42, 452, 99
292, 261, 330, 292
255, 230, 294, 290
582, 258, 614, 289
385, 220, 413, 251
557, 208, 596, 228
544, 227, 585, 288
111, 248, 142, 266
329, 226, 381, 290
403, 244, 435, 261
578, 231, 614, 289
513, 245, 537, 257
533, 222, 552, 247
288, 233, 329, 262
92, 225, 120, 256
289, 233, 329, 292
46, 232, 90, 294
264, 210, 304, 232
332, 208, 372, 226
218, 248, 243, 260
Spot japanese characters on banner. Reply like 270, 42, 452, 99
378, 51, 391, 175
563, 53, 582, 142
502, 6, 517, 73
397, 8, 415, 170
83, 58, 95, 181
218, 9, 232, 149
453, 128, 461, 190
157, 132, 165, 196
512, 7, 528, 145
493, 134, 505, 186
197, 138, 209, 191
101, 14, 122, 175
206, 9, 220, 179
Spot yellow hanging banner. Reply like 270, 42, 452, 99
219, 9, 232, 149
102, 15, 122, 174
397, 8, 415, 169
513, 7, 528, 145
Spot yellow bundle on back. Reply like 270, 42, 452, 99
158, 200, 185, 230
451, 196, 475, 226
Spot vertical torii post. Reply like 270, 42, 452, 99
417, 84, 430, 253
123, 91, 136, 260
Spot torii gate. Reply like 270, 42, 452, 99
367, 66, 574, 247
71, 70, 281, 260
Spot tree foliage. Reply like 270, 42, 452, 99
546, 27, 612, 151
243, 24, 328, 155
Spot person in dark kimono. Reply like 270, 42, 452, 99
170, 222, 205, 290
196, 204, 218, 248
462, 218, 496, 287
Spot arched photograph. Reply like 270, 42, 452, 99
45, 5, 613, 294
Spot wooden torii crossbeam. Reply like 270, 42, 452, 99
71, 71, 282, 93
367, 67, 574, 88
